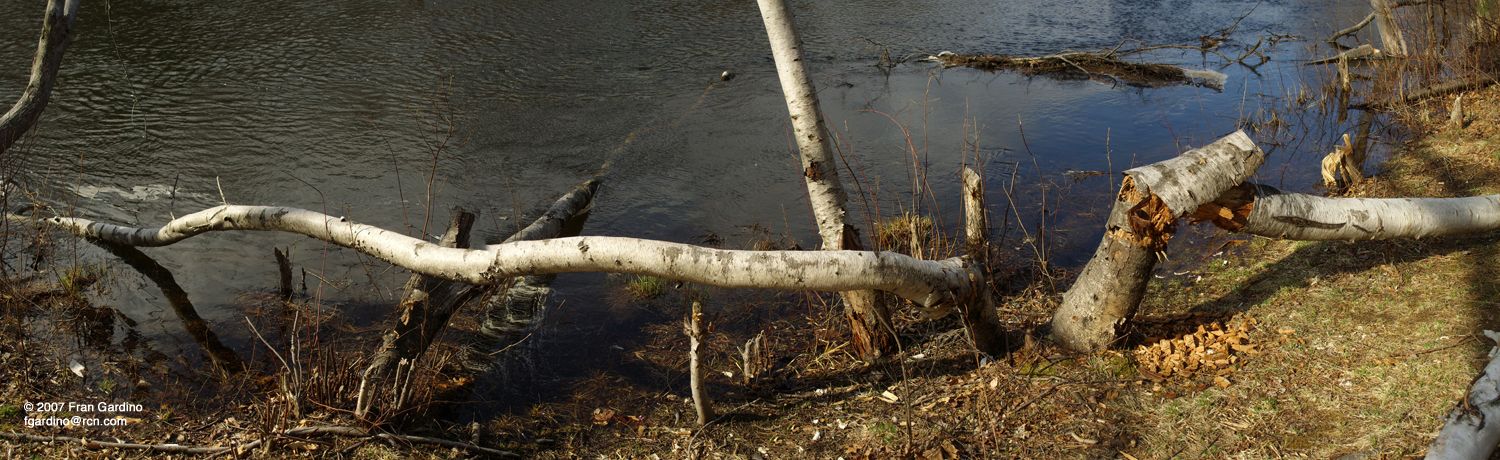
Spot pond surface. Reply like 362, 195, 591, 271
0, 0, 1391, 413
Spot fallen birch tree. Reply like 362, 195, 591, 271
1053, 130, 1500, 352
1424, 341, 1500, 460
26, 206, 985, 312
1050, 131, 1267, 352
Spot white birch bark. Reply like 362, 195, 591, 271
0, 0, 79, 154
757, 0, 849, 244
758, 0, 894, 359
1425, 351, 1500, 460
1239, 185, 1500, 240
1051, 131, 1265, 352
686, 301, 715, 425
34, 206, 977, 308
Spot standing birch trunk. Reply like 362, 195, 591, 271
757, 0, 894, 360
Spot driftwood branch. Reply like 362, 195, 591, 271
1328, 12, 1378, 44
0, 0, 79, 154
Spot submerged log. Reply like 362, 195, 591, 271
466, 179, 598, 366
933, 51, 1227, 89
0, 0, 79, 155
759, 0, 894, 360
357, 207, 476, 417
95, 242, 246, 374
1050, 131, 1265, 353
1307, 44, 1382, 65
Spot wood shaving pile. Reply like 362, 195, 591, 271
1135, 318, 1261, 384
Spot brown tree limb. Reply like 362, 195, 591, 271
0, 0, 79, 154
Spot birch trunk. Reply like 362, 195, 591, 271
686, 301, 715, 425
31, 207, 978, 309
466, 179, 599, 367
961, 167, 1002, 354
359, 208, 476, 414
1424, 351, 1500, 460
1051, 131, 1265, 352
758, 0, 894, 360
0, 0, 79, 154
1217, 184, 1500, 241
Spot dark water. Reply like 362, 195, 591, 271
1, 0, 1387, 411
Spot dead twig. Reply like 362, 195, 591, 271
1, 425, 520, 458
1393, 334, 1478, 358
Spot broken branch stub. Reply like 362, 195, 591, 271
1051, 131, 1266, 353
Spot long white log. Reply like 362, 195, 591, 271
0, 0, 79, 154
35, 206, 975, 307
1425, 351, 1500, 460
1239, 185, 1500, 240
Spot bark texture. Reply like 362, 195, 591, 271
1051, 131, 1265, 352
1238, 184, 1500, 240
362, 209, 476, 393
0, 0, 79, 155
1371, 0, 1410, 56
467, 179, 599, 367
758, 0, 892, 360
32, 205, 976, 309
686, 301, 715, 425
1425, 351, 1500, 460
961, 167, 1002, 354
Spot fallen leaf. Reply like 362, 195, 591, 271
592, 408, 616, 425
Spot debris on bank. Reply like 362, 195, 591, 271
925, 50, 1228, 89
